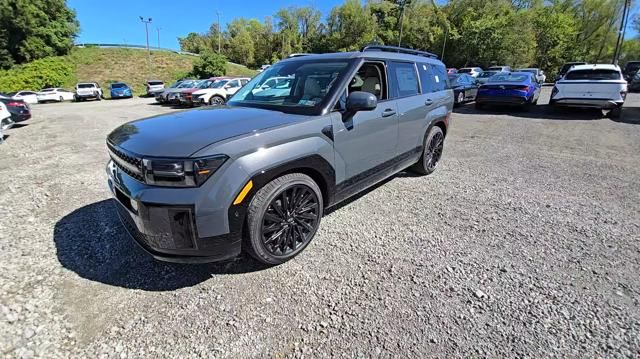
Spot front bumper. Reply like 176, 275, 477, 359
76, 93, 100, 99
550, 98, 623, 109
106, 161, 244, 263
111, 92, 132, 98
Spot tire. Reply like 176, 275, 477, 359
59, 96, 64, 102
609, 107, 622, 119
209, 95, 225, 106
410, 126, 445, 175
245, 173, 323, 265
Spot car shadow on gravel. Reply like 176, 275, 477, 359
53, 199, 269, 291
454, 103, 609, 121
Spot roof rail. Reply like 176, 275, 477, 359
288, 53, 316, 58
361, 45, 438, 59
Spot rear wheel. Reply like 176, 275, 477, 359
609, 107, 622, 119
59, 96, 64, 102
246, 173, 323, 265
410, 126, 444, 175
209, 95, 225, 106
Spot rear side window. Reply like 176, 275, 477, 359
418, 63, 434, 93
429, 64, 449, 91
565, 70, 621, 80
388, 62, 420, 98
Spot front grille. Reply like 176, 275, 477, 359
107, 142, 145, 183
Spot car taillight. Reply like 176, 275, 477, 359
516, 86, 529, 92
6, 102, 23, 107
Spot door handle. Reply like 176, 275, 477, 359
381, 108, 396, 117
425, 99, 434, 106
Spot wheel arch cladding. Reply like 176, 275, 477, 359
244, 155, 336, 209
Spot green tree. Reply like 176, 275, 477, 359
0, 0, 79, 69
191, 51, 227, 78
178, 32, 212, 54
326, 0, 378, 51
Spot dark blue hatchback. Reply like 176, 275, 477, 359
475, 72, 541, 110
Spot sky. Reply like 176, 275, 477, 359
67, 0, 344, 51
69, 0, 638, 51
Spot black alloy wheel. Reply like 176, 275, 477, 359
261, 184, 320, 257
424, 129, 444, 172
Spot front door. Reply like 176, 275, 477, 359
332, 61, 399, 185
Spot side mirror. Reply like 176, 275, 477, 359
346, 91, 377, 113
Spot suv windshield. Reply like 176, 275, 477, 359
78, 84, 95, 88
229, 59, 352, 114
489, 74, 529, 82
565, 69, 621, 80
111, 83, 127, 89
148, 81, 163, 86
478, 71, 498, 78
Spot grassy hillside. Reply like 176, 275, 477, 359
0, 47, 256, 96
65, 47, 256, 96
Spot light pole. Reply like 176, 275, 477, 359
156, 27, 161, 49
139, 16, 152, 75
612, 0, 631, 65
441, 27, 448, 61
216, 11, 222, 53
139, 16, 152, 54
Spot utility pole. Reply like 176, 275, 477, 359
156, 27, 161, 49
398, 0, 408, 47
441, 27, 448, 61
216, 11, 222, 53
612, 0, 631, 65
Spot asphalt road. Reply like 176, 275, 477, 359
1, 89, 639, 357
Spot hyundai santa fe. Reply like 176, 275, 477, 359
106, 45, 454, 265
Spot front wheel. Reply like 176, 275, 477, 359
410, 126, 444, 175
209, 95, 225, 106
245, 173, 323, 265
59, 96, 64, 102
455, 92, 464, 106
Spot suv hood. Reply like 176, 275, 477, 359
107, 106, 306, 157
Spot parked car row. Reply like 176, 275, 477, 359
149, 77, 251, 107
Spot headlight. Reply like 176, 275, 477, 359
143, 155, 227, 187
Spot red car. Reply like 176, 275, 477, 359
176, 79, 219, 106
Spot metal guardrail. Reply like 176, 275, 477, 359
74, 43, 200, 56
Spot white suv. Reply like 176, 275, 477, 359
192, 77, 250, 106
74, 82, 103, 102
550, 64, 627, 118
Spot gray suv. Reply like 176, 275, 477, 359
106, 45, 454, 265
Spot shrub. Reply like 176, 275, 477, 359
0, 57, 74, 92
191, 51, 227, 78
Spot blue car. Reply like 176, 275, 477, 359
475, 72, 541, 110
109, 82, 133, 99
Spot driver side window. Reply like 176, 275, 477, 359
348, 62, 387, 101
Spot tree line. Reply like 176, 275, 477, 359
180, 0, 640, 74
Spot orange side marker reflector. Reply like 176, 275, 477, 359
233, 180, 253, 205
198, 169, 211, 175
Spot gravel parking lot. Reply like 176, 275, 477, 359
1, 88, 640, 358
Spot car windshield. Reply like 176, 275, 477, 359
565, 69, 621, 80
211, 80, 228, 89
111, 83, 127, 89
488, 74, 529, 82
478, 71, 498, 78
177, 81, 196, 88
229, 59, 351, 114
625, 63, 640, 72
458, 68, 473, 73
78, 84, 95, 88
196, 80, 213, 89
40, 88, 53, 92
148, 81, 163, 86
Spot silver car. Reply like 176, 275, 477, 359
106, 46, 454, 265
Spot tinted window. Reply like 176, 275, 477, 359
488, 74, 530, 83
418, 63, 434, 93
458, 68, 472, 74
389, 62, 419, 98
565, 69, 621, 80
148, 81, 163, 86
111, 83, 127, 89
430, 64, 449, 91
77, 84, 95, 88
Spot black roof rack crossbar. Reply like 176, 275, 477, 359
361, 45, 438, 59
